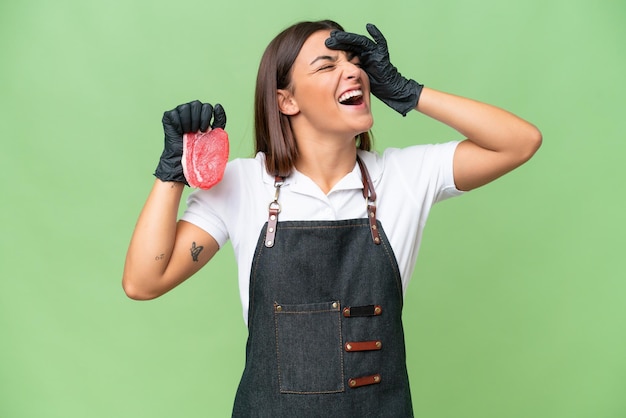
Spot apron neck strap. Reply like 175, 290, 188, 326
357, 156, 376, 203
357, 156, 381, 245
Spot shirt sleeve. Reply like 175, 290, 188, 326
179, 162, 243, 248
180, 189, 230, 248
433, 140, 465, 202
382, 140, 465, 205
179, 156, 268, 250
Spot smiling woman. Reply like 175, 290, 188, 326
253, 20, 373, 179
122, 19, 541, 417
274, 29, 375, 189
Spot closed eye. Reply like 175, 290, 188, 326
317, 64, 336, 71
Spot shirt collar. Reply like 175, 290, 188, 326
257, 150, 382, 194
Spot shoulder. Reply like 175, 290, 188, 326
184, 153, 268, 210
207, 152, 270, 190
182, 153, 271, 246
359, 142, 463, 202
225, 152, 267, 177
358, 141, 460, 179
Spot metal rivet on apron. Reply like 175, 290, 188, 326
376, 341, 382, 349
269, 227, 274, 233
374, 237, 381, 244
275, 305, 282, 312
349, 379, 357, 388
346, 343, 353, 351
374, 306, 382, 315
270, 215, 276, 221
266, 240, 273, 246
332, 302, 338, 309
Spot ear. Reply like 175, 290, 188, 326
277, 89, 299, 116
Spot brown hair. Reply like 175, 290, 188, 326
254, 20, 372, 177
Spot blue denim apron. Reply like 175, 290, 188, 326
232, 158, 414, 417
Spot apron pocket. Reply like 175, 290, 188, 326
274, 301, 344, 394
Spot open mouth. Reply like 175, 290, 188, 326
338, 89, 364, 106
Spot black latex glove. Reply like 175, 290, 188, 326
154, 100, 226, 184
326, 24, 423, 116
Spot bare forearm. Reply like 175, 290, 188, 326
416, 87, 541, 156
415, 87, 542, 191
122, 179, 185, 298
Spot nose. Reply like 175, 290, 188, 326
344, 61, 361, 80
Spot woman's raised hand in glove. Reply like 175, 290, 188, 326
326, 24, 423, 116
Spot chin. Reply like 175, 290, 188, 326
359, 114, 374, 132
342, 111, 373, 136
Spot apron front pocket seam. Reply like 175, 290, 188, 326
273, 301, 345, 394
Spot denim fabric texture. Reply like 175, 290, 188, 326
232, 219, 414, 417
274, 300, 344, 394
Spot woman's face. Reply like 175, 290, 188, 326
280, 30, 373, 140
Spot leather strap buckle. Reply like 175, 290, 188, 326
265, 176, 284, 248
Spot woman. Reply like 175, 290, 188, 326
123, 20, 541, 416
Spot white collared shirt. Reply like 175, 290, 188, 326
182, 141, 463, 323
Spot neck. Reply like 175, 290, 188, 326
294, 136, 358, 194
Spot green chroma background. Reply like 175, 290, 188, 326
1, 0, 624, 416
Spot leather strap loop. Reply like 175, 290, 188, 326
345, 340, 383, 352
348, 374, 382, 388
343, 305, 383, 318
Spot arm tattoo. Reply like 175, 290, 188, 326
190, 242, 204, 262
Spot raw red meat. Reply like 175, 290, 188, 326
182, 128, 229, 189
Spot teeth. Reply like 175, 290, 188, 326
338, 89, 363, 104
